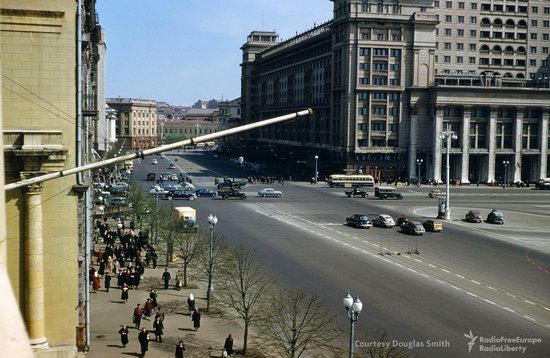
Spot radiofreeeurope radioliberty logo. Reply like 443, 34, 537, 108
463, 330, 478, 353
463, 330, 542, 354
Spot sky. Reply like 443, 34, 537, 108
97, 0, 334, 106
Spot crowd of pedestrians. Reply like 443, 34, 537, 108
92, 216, 236, 357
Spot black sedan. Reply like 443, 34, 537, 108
164, 190, 196, 201
194, 188, 216, 197
465, 210, 483, 223
345, 214, 373, 228
400, 221, 426, 235
487, 209, 505, 224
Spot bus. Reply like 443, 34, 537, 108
327, 174, 375, 188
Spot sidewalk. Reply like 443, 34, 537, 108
87, 266, 248, 357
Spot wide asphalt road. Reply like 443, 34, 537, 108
132, 150, 550, 357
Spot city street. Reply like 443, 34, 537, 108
134, 150, 550, 357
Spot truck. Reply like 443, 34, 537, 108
174, 207, 199, 232
215, 177, 247, 189
374, 186, 403, 200
218, 187, 247, 200
345, 187, 368, 198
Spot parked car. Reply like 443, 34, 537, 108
465, 210, 483, 223
401, 221, 426, 235
396, 215, 409, 226
194, 188, 216, 197
428, 189, 445, 198
258, 188, 282, 197
164, 190, 196, 201
182, 182, 196, 191
487, 209, 505, 224
152, 159, 158, 165
423, 219, 443, 232
372, 214, 395, 228
149, 186, 169, 196
345, 187, 368, 198
346, 214, 373, 228
168, 163, 176, 169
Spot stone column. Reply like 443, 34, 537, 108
432, 106, 444, 183
539, 108, 549, 179
24, 183, 48, 349
513, 107, 524, 183
460, 107, 471, 184
408, 106, 418, 179
487, 107, 497, 183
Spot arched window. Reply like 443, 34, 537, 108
493, 45, 502, 53
517, 46, 526, 54
493, 18, 503, 26
505, 19, 515, 27
480, 45, 490, 52
505, 46, 514, 53
516, 73, 525, 79
517, 20, 527, 28
503, 73, 513, 78
493, 72, 501, 77
481, 18, 491, 26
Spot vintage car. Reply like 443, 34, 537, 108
423, 219, 443, 232
428, 189, 445, 198
258, 188, 282, 197
372, 214, 395, 228
465, 210, 483, 223
487, 209, 505, 225
401, 221, 426, 235
346, 214, 373, 229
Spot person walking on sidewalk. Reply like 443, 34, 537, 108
153, 316, 164, 342
187, 293, 195, 313
144, 298, 153, 320
162, 269, 171, 289
92, 272, 101, 293
149, 289, 158, 308
155, 306, 165, 323
104, 271, 112, 292
224, 334, 234, 356
118, 325, 129, 348
121, 283, 129, 303
138, 328, 149, 357
133, 304, 144, 329
175, 340, 186, 358
191, 307, 201, 331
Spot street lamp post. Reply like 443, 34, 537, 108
154, 184, 161, 243
314, 155, 319, 183
439, 131, 458, 220
416, 158, 424, 185
343, 291, 363, 358
503, 160, 510, 188
207, 214, 218, 312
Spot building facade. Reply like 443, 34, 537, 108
1, 1, 103, 356
107, 98, 158, 149
240, 0, 550, 183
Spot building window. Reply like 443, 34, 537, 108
459, 2, 465, 9
389, 123, 398, 131
545, 7, 550, 14
445, 28, 452, 36
457, 43, 464, 51
445, 42, 452, 50
389, 92, 400, 101
544, 34, 549, 41
530, 59, 537, 67
532, 20, 538, 27
531, 33, 538, 40
371, 122, 385, 131
532, 6, 538, 14
530, 47, 537, 54
444, 56, 451, 63
359, 78, 370, 85
471, 16, 477, 24
446, 15, 452, 23
469, 43, 476, 51
360, 48, 370, 56
457, 56, 464, 64
471, 3, 477, 10
469, 57, 476, 64
360, 62, 369, 70
373, 77, 387, 85
390, 49, 401, 57
470, 30, 477, 37
458, 16, 465, 23
358, 139, 367, 146
446, 1, 452, 9
371, 138, 386, 146
390, 64, 400, 72
389, 78, 400, 85
434, 0, 440, 7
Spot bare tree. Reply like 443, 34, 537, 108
156, 205, 181, 265
172, 230, 207, 287
126, 181, 154, 231
194, 231, 227, 312
259, 287, 341, 358
218, 245, 274, 355
356, 329, 414, 358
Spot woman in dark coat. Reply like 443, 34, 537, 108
138, 328, 149, 357
120, 283, 129, 303
118, 325, 129, 348
175, 341, 186, 358
187, 293, 195, 313
191, 308, 201, 331
224, 334, 234, 356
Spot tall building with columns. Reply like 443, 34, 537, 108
2, 0, 103, 356
240, 0, 550, 183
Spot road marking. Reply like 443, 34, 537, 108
404, 255, 411, 258
470, 280, 481, 285
506, 293, 517, 298
428, 264, 436, 268
441, 269, 451, 273
414, 259, 423, 263
523, 300, 536, 306
373, 244, 379, 247
502, 307, 515, 313
335, 231, 342, 234
343, 233, 350, 237
484, 299, 496, 305
421, 273, 429, 278
486, 286, 497, 291
524, 315, 536, 322
544, 307, 550, 312
466, 292, 478, 298
456, 274, 465, 279
451, 285, 462, 291
352, 237, 360, 240
407, 268, 417, 273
